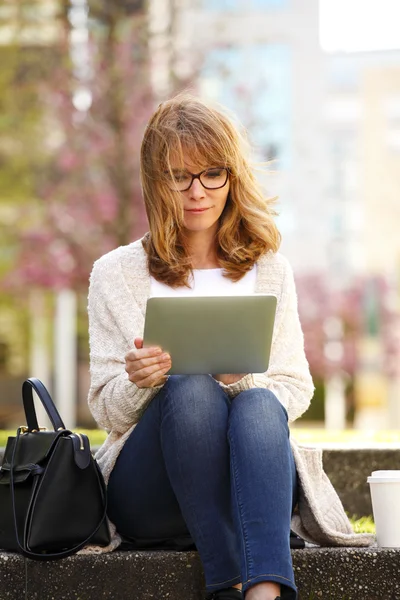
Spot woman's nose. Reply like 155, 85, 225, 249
189, 177, 205, 198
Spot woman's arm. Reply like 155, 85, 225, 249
87, 257, 165, 434
215, 258, 314, 423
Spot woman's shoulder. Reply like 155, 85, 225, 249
257, 250, 293, 279
254, 251, 295, 299
88, 238, 149, 310
92, 238, 147, 274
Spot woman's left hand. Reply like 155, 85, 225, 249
212, 373, 247, 385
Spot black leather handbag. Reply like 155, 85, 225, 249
0, 378, 110, 560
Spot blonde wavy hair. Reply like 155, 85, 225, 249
140, 93, 281, 287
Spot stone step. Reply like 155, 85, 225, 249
2, 444, 400, 517
0, 547, 398, 600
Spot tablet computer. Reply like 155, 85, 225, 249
143, 295, 277, 375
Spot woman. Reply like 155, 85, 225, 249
87, 95, 372, 600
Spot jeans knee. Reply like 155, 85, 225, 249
161, 374, 228, 428
166, 374, 219, 402
229, 388, 288, 434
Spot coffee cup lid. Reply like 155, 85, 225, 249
367, 470, 400, 484
371, 470, 400, 477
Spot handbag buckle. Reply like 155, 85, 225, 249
19, 426, 47, 434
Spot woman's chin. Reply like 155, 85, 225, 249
183, 214, 221, 233
183, 222, 218, 234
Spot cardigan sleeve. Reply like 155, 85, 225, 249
87, 257, 163, 434
216, 258, 314, 423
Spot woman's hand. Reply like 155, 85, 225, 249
125, 337, 171, 388
212, 373, 247, 385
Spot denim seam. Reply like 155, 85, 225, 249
160, 375, 234, 584
158, 382, 205, 549
244, 573, 295, 586
207, 575, 242, 588
160, 385, 204, 539
229, 428, 251, 579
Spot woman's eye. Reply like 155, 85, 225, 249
205, 169, 223, 178
172, 173, 190, 182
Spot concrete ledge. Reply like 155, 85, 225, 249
322, 448, 400, 517
0, 550, 204, 600
1, 547, 400, 600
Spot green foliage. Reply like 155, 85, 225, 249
0, 293, 30, 374
298, 377, 325, 421
0, 41, 61, 277
2, 427, 399, 450
349, 515, 375, 534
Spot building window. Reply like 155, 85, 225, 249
201, 44, 292, 168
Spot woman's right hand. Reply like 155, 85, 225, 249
125, 337, 172, 388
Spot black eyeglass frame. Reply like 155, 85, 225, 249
166, 167, 230, 192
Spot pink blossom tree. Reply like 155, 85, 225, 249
7, 2, 155, 291
296, 271, 400, 422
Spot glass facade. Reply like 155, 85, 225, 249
201, 43, 293, 234
201, 44, 292, 168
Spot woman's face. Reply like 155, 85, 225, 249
169, 155, 230, 235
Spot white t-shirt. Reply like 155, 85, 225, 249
150, 265, 257, 297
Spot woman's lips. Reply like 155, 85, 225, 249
185, 208, 210, 213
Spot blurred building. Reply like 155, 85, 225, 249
165, 0, 400, 281
171, 0, 329, 274
325, 52, 400, 282
361, 66, 400, 274
323, 52, 400, 427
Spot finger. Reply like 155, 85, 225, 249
153, 375, 169, 387
135, 359, 171, 380
127, 357, 171, 382
135, 364, 171, 388
125, 357, 171, 381
125, 346, 163, 362
125, 354, 170, 376
142, 354, 170, 370
134, 337, 143, 349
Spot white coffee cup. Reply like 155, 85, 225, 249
367, 470, 400, 547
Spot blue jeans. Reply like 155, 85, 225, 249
107, 375, 298, 599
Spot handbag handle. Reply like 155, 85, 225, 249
22, 378, 66, 432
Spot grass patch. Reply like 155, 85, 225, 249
349, 514, 375, 534
292, 428, 400, 444
3, 427, 400, 447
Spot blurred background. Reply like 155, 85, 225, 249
0, 0, 400, 433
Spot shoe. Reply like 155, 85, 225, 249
205, 587, 243, 599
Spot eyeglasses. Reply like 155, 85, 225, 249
166, 167, 229, 192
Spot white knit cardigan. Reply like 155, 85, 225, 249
86, 238, 374, 552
